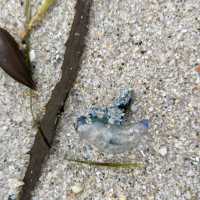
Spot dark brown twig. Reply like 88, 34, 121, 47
19, 1, 92, 199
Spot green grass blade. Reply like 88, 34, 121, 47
28, 0, 56, 31
25, 0, 31, 26
67, 158, 143, 169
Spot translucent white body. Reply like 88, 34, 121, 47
77, 120, 149, 154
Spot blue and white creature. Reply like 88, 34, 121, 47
76, 89, 149, 154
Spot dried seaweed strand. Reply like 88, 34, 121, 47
19, 1, 92, 199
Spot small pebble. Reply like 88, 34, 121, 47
71, 183, 84, 194
159, 146, 168, 156
8, 194, 16, 200
184, 190, 191, 199
119, 194, 127, 200
29, 50, 36, 62
130, 104, 139, 113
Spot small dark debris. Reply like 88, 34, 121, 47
20, 1, 24, 6
140, 50, 147, 54
135, 41, 143, 46
118, 66, 123, 71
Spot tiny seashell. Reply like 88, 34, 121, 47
0, 27, 35, 89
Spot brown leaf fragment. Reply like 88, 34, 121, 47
194, 64, 200, 73
0, 27, 35, 89
19, 0, 92, 199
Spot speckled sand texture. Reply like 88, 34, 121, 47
0, 0, 200, 200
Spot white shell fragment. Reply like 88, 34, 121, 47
71, 183, 84, 194
158, 146, 168, 156
29, 49, 36, 62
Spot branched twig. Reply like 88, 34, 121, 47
28, 0, 56, 30
23, 0, 56, 39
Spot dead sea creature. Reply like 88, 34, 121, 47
77, 118, 149, 154
76, 89, 150, 154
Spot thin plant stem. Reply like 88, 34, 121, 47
24, 0, 36, 121
25, 0, 31, 27
24, 0, 51, 148
24, 0, 32, 69
23, 0, 56, 39
28, 0, 56, 31
66, 158, 143, 169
